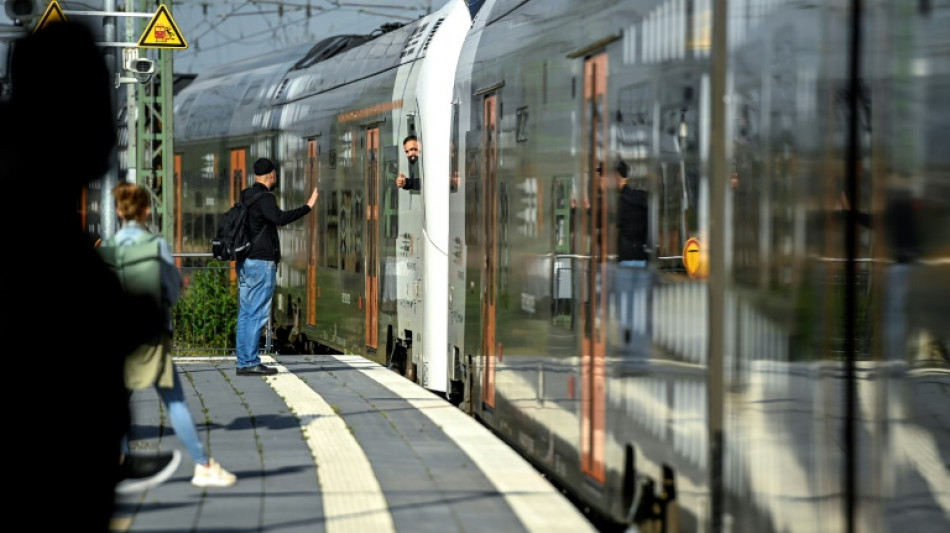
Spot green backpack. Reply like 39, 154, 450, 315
97, 232, 164, 306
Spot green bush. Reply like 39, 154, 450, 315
173, 261, 237, 355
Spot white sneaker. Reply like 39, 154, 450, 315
116, 449, 182, 495
191, 458, 237, 488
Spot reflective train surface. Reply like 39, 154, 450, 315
170, 0, 950, 531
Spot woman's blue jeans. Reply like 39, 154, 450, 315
123, 369, 209, 466
235, 258, 277, 369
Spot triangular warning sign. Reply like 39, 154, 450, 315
138, 5, 188, 49
33, 0, 67, 33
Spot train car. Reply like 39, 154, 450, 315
168, 0, 948, 530
451, 0, 949, 532
173, 0, 472, 401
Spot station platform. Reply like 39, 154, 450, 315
111, 353, 599, 533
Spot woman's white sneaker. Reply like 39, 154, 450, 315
191, 458, 237, 488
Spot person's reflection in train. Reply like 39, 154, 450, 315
615, 160, 652, 368
395, 135, 421, 190
839, 177, 928, 363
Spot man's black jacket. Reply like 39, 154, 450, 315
242, 182, 312, 264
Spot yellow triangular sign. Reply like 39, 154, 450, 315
138, 5, 188, 49
33, 0, 67, 33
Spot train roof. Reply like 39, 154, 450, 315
185, 22, 407, 81
175, 5, 461, 142
174, 22, 412, 141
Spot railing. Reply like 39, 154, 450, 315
171, 253, 273, 356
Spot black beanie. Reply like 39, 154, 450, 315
254, 158, 276, 176
616, 160, 630, 179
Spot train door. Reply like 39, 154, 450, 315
306, 139, 320, 329
364, 128, 379, 350
481, 94, 499, 409
580, 53, 608, 482
229, 149, 248, 282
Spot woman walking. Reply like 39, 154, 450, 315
111, 182, 237, 489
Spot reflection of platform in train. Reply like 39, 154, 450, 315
113, 354, 597, 533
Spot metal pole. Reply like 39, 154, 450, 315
707, 0, 728, 531
844, 1, 863, 532
160, 40, 175, 241
125, 1, 137, 189
101, 0, 118, 239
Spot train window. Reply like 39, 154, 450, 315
464, 145, 480, 245
326, 191, 339, 269
552, 175, 574, 330
382, 146, 399, 238
516, 107, 528, 143
402, 117, 422, 192
451, 103, 460, 193
353, 191, 363, 274
499, 181, 510, 308
340, 191, 351, 271
553, 176, 572, 254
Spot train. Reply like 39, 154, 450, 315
166, 0, 949, 531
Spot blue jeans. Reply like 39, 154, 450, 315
884, 263, 911, 361
236, 259, 277, 369
123, 369, 209, 466
615, 262, 652, 368
618, 259, 647, 268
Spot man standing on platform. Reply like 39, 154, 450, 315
235, 158, 318, 375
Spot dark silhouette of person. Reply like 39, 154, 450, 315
1, 21, 163, 531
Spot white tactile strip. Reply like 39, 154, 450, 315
331, 354, 599, 533
260, 355, 396, 533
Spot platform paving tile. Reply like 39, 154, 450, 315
111, 355, 598, 533
286, 357, 465, 532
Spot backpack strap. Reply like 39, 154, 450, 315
242, 190, 270, 245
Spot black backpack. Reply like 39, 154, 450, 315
211, 192, 265, 261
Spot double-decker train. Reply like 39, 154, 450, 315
167, 0, 949, 531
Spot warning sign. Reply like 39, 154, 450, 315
683, 237, 705, 278
138, 5, 188, 49
33, 0, 67, 33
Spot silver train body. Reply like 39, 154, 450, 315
174, 0, 470, 397
173, 0, 949, 531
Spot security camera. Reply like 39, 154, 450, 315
125, 57, 155, 75
124, 56, 155, 84
4, 0, 43, 23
